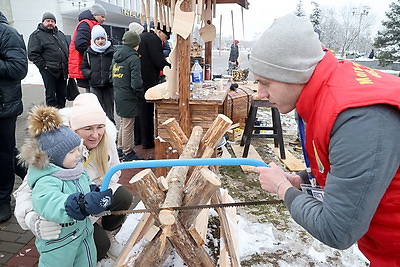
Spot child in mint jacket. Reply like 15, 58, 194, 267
19, 105, 113, 266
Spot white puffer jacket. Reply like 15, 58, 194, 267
13, 107, 121, 229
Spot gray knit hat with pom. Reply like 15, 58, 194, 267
28, 106, 81, 167
250, 14, 325, 84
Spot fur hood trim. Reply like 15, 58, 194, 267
18, 138, 50, 169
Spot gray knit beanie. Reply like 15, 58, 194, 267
122, 30, 141, 48
250, 14, 325, 84
91, 3, 106, 16
28, 106, 81, 167
42, 12, 56, 23
38, 126, 81, 167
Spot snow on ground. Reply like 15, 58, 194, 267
98, 199, 369, 267
22, 63, 43, 85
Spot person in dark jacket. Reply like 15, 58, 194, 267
111, 31, 143, 161
81, 25, 114, 124
28, 12, 69, 108
134, 23, 171, 149
228, 40, 240, 67
69, 4, 106, 92
0, 11, 28, 222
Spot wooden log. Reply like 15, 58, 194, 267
211, 190, 240, 267
135, 167, 220, 266
129, 169, 166, 212
197, 114, 232, 157
189, 206, 210, 246
159, 125, 203, 225
143, 224, 161, 242
155, 138, 167, 177
186, 114, 232, 180
113, 213, 155, 266
162, 117, 188, 154
157, 176, 169, 191
167, 221, 215, 267
180, 168, 220, 227
129, 169, 173, 267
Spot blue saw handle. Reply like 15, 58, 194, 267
101, 158, 268, 191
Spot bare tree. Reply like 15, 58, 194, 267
319, 4, 376, 57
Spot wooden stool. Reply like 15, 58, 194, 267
240, 99, 286, 159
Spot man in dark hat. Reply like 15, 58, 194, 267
28, 12, 69, 108
134, 23, 171, 149
0, 11, 28, 222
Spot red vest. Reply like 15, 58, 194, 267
297, 51, 400, 265
68, 19, 99, 79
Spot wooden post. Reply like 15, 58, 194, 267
205, 41, 212, 78
178, 0, 191, 136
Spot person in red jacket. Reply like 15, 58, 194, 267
250, 14, 400, 265
68, 3, 106, 92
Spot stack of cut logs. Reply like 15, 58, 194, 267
114, 114, 241, 267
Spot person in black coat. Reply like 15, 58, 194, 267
0, 11, 28, 222
81, 25, 115, 124
134, 23, 171, 149
28, 12, 69, 108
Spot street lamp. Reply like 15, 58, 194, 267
71, 1, 87, 12
352, 6, 370, 55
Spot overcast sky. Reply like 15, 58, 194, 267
214, 0, 394, 41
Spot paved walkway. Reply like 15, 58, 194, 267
0, 84, 154, 266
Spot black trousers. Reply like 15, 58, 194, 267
93, 186, 133, 260
39, 69, 67, 108
0, 117, 16, 203
90, 86, 115, 125
134, 102, 155, 148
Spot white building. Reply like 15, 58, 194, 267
1, 0, 143, 45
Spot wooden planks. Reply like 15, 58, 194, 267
267, 144, 305, 172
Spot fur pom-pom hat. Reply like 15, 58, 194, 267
26, 106, 81, 167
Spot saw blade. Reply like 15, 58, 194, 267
97, 199, 284, 216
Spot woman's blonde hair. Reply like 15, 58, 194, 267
90, 130, 109, 178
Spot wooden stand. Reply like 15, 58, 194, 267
116, 115, 239, 266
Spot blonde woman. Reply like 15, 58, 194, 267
14, 93, 133, 260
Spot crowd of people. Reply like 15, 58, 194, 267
1, 3, 399, 266
0, 2, 171, 264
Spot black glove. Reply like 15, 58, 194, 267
65, 189, 113, 220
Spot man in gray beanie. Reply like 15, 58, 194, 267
42, 12, 56, 23
251, 13, 400, 265
91, 3, 107, 17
